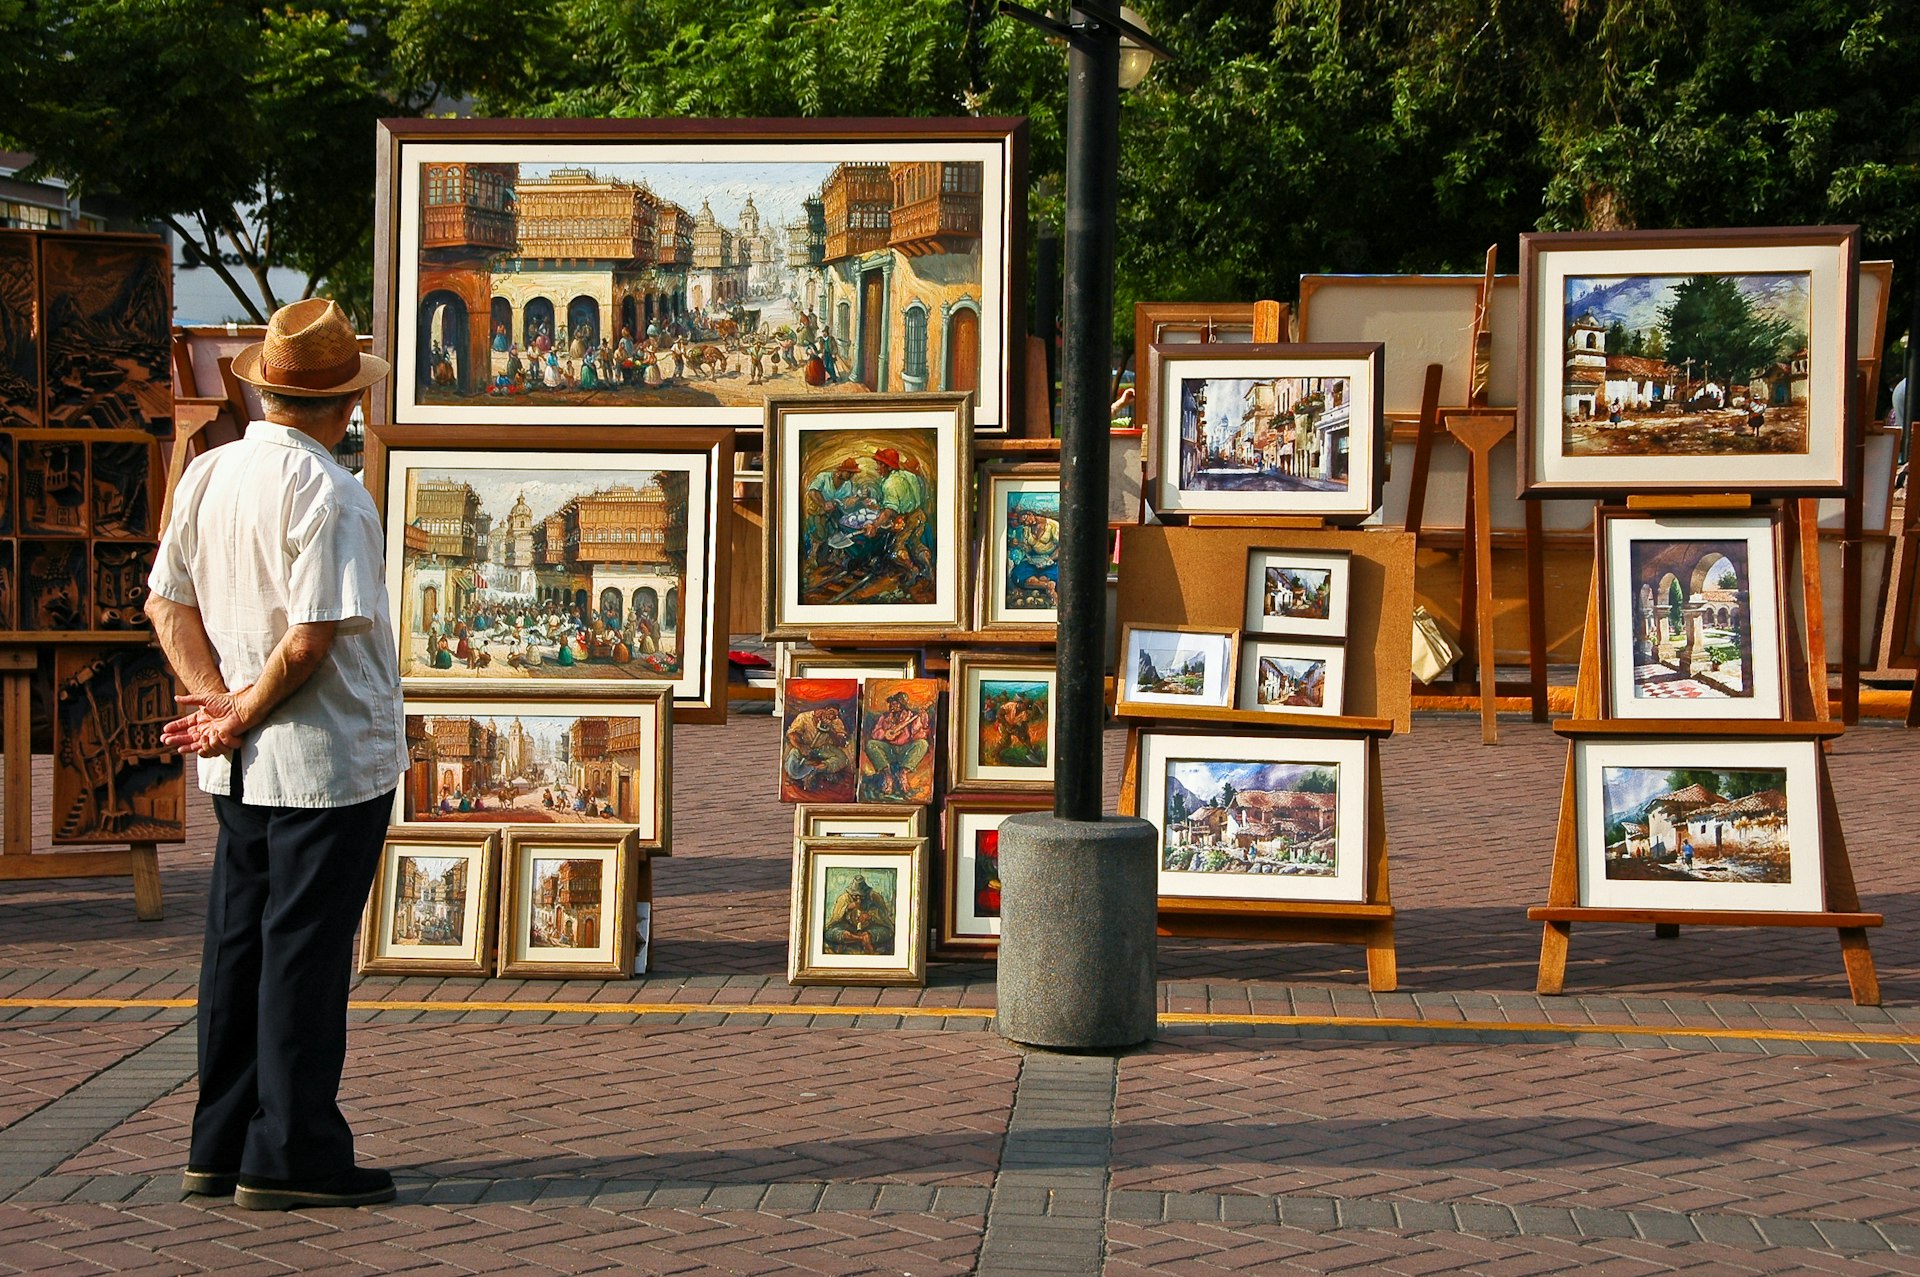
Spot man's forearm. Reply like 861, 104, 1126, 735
235, 621, 339, 728
144, 596, 228, 699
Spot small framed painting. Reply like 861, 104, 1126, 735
1599, 508, 1785, 721
1127, 729, 1369, 903
396, 692, 671, 848
1116, 624, 1238, 712
1574, 737, 1824, 912
366, 426, 732, 723
763, 395, 973, 641
793, 804, 928, 841
977, 464, 1060, 631
1517, 225, 1859, 496
780, 678, 861, 804
497, 827, 641, 978
358, 829, 500, 976
949, 651, 1055, 793
1147, 343, 1385, 523
1242, 547, 1352, 639
858, 678, 941, 803
788, 835, 929, 986
1237, 640, 1346, 717
940, 796, 1048, 951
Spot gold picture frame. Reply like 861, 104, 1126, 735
358, 828, 500, 977
497, 826, 641, 978
787, 835, 929, 986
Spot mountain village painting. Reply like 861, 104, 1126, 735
1560, 272, 1811, 457
1601, 766, 1791, 884
1133, 643, 1210, 698
1159, 759, 1341, 878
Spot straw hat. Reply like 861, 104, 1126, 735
232, 298, 390, 397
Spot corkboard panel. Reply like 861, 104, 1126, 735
1117, 525, 1414, 732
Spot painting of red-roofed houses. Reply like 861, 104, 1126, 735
1602, 766, 1791, 884
1159, 759, 1340, 878
1561, 273, 1809, 458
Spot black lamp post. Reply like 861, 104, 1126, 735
993, 1, 1173, 1052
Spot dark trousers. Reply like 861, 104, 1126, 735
190, 778, 393, 1181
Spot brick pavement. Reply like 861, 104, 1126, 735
1, 713, 1919, 1272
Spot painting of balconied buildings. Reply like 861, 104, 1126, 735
402, 147, 1009, 427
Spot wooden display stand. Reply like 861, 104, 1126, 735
1528, 497, 1881, 1004
1114, 523, 1415, 990
0, 644, 163, 919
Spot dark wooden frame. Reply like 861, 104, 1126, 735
364, 424, 733, 725
1594, 505, 1789, 722
1515, 225, 1861, 499
947, 649, 1056, 794
357, 827, 500, 976
497, 826, 644, 979
1146, 342, 1388, 525
761, 393, 974, 643
371, 116, 1028, 433
938, 794, 1049, 955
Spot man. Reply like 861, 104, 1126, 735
783, 703, 854, 795
866, 448, 932, 587
861, 689, 930, 800
821, 873, 895, 956
145, 298, 406, 1211
1008, 506, 1060, 607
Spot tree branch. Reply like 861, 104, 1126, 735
165, 212, 266, 324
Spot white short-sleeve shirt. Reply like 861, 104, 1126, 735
148, 421, 407, 808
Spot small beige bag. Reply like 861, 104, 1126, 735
1410, 606, 1464, 685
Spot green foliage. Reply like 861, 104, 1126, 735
1668, 577, 1685, 630
1289, 766, 1337, 794
1666, 768, 1778, 800
1658, 276, 1799, 383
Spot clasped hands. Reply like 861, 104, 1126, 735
160, 686, 256, 759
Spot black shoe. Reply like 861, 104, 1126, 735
181, 1166, 238, 1197
233, 1166, 396, 1211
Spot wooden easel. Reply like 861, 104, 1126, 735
1528, 496, 1880, 1004
0, 643, 164, 919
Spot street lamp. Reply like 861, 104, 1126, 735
993, 1, 1172, 1053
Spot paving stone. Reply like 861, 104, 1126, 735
1693, 1213, 1767, 1245
1334, 1198, 1398, 1229
1816, 1220, 1893, 1252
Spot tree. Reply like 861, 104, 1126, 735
1659, 275, 1799, 385
1217, 781, 1237, 810
1668, 577, 1685, 635
1167, 790, 1189, 824
0, 1, 436, 326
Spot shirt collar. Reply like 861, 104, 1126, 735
246, 420, 338, 460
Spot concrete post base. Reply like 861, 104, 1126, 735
995, 813, 1158, 1051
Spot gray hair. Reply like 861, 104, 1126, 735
258, 389, 360, 426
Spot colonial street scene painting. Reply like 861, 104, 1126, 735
1160, 759, 1340, 877
400, 466, 688, 680
796, 428, 938, 608
1626, 539, 1756, 702
530, 858, 603, 948
1601, 767, 1791, 883
403, 713, 647, 823
1561, 273, 1811, 456
1255, 656, 1328, 710
1176, 377, 1352, 493
1263, 564, 1333, 623
389, 855, 468, 947
414, 159, 987, 409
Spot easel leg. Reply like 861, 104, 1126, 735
1364, 920, 1397, 993
1524, 499, 1549, 723
1536, 921, 1571, 995
1838, 927, 1880, 1006
130, 843, 163, 922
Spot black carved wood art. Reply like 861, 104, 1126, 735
51, 645, 184, 844
39, 237, 172, 435
20, 539, 87, 630
0, 234, 37, 432
17, 437, 87, 535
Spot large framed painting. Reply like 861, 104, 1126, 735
763, 395, 972, 640
397, 692, 671, 849
976, 464, 1059, 631
1517, 226, 1859, 496
358, 828, 499, 976
940, 796, 1049, 953
1148, 343, 1385, 523
1598, 508, 1785, 721
1126, 729, 1369, 904
949, 651, 1054, 793
1574, 737, 1824, 912
497, 827, 641, 978
787, 834, 929, 986
373, 117, 1027, 432
367, 425, 731, 722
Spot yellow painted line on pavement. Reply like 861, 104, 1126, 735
3, 997, 1915, 1049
